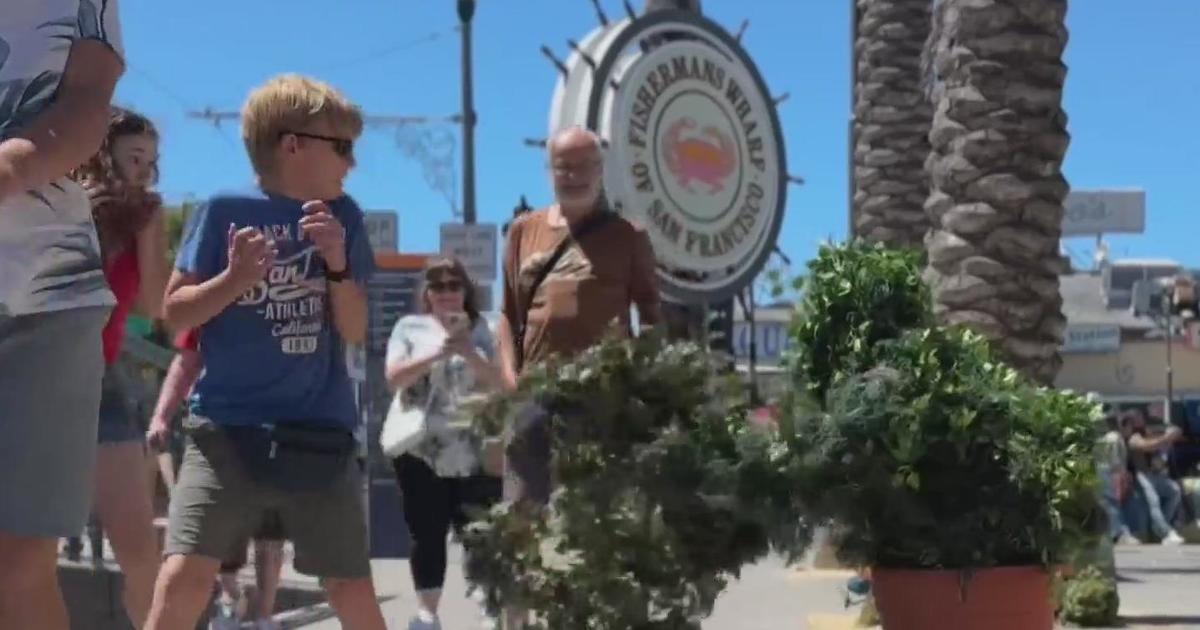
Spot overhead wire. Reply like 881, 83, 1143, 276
125, 62, 240, 151
315, 25, 459, 72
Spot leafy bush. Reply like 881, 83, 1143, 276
786, 241, 931, 404
462, 332, 812, 629
783, 242, 1104, 570
1059, 566, 1120, 626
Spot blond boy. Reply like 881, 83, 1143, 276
146, 75, 383, 630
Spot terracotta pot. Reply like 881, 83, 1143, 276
873, 566, 1054, 630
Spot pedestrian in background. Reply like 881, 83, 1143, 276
382, 257, 505, 630
493, 126, 662, 628
70, 105, 170, 627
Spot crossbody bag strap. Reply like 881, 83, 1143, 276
511, 211, 615, 371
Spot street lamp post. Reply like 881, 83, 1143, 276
1162, 276, 1198, 427
458, 0, 477, 225
1163, 289, 1175, 426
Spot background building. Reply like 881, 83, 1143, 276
1057, 259, 1200, 421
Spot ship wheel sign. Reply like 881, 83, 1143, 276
541, 6, 793, 304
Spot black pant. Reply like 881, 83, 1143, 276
393, 454, 501, 590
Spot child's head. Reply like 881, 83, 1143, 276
76, 106, 159, 190
74, 107, 161, 261
241, 74, 363, 199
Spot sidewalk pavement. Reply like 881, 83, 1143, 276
284, 545, 1200, 629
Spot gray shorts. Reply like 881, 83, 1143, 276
502, 401, 554, 506
165, 417, 370, 579
98, 364, 141, 443
0, 307, 108, 537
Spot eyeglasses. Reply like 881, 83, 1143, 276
427, 280, 464, 293
551, 160, 601, 178
281, 131, 354, 159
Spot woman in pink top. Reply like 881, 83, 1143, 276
71, 107, 169, 627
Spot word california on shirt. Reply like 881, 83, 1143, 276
175, 189, 375, 429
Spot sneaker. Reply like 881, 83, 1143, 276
470, 588, 500, 629
208, 602, 240, 630
408, 612, 442, 630
479, 608, 502, 630
1162, 530, 1186, 546
1117, 532, 1142, 546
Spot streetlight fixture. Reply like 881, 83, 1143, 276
457, 0, 477, 225
1137, 275, 1198, 427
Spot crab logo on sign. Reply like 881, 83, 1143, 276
662, 117, 736, 194
545, 9, 788, 303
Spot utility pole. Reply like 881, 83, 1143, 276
458, 0, 478, 225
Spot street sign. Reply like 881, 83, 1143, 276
364, 211, 398, 253
548, 12, 788, 304
365, 270, 421, 353
1061, 323, 1121, 354
1063, 190, 1145, 236
439, 222, 498, 281
732, 321, 792, 366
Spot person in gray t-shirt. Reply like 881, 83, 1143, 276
0, 2, 126, 629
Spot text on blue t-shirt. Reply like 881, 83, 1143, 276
175, 189, 375, 429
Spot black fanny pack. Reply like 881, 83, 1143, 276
222, 422, 356, 493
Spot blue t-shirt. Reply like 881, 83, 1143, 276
175, 189, 375, 429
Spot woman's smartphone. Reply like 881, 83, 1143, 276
445, 312, 469, 335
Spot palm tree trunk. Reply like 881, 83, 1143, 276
851, 0, 933, 249
923, 0, 1071, 386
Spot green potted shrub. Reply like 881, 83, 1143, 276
780, 242, 1103, 630
462, 331, 812, 629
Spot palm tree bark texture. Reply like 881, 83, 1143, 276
852, 0, 933, 248
923, 0, 1071, 386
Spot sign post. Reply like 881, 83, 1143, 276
1062, 190, 1146, 237
363, 211, 399, 253
1061, 323, 1121, 354
439, 222, 498, 281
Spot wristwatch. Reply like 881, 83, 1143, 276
326, 263, 351, 283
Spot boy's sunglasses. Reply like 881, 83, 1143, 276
428, 280, 464, 293
281, 131, 354, 158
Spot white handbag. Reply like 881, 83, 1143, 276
380, 375, 439, 458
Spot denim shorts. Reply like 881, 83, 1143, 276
97, 364, 142, 444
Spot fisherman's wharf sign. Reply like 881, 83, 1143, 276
547, 10, 787, 303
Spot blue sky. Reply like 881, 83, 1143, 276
113, 0, 1199, 278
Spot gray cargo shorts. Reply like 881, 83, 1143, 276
502, 401, 555, 506
165, 417, 370, 579
0, 307, 108, 537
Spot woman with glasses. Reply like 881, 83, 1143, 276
382, 256, 504, 630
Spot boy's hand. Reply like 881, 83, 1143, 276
299, 200, 347, 272
226, 224, 276, 290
